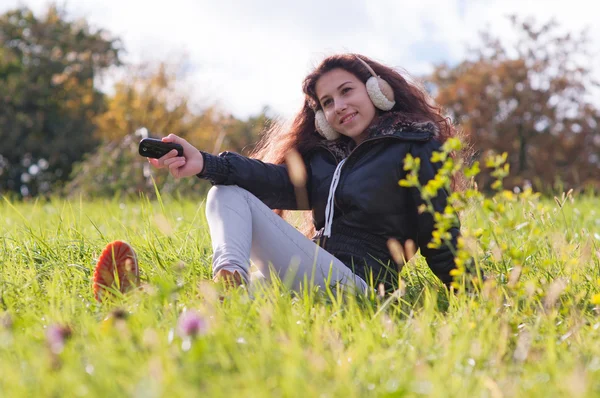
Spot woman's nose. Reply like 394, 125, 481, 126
334, 99, 347, 113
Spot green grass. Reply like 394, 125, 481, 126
1, 192, 600, 397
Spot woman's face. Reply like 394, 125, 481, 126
315, 68, 377, 144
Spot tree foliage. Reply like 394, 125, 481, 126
0, 5, 121, 197
94, 62, 213, 144
66, 61, 272, 199
431, 16, 600, 191
93, 60, 273, 154
64, 131, 208, 199
219, 108, 274, 157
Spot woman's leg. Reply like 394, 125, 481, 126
205, 185, 367, 292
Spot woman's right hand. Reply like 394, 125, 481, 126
147, 134, 204, 179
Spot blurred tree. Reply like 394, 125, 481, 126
94, 60, 273, 153
94, 61, 213, 145
67, 60, 273, 199
220, 107, 274, 156
64, 131, 209, 199
431, 16, 600, 192
68, 61, 216, 199
0, 5, 121, 197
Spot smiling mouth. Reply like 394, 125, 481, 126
340, 113, 357, 124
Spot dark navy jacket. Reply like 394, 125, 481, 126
198, 112, 460, 288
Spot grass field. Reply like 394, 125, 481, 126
1, 191, 600, 397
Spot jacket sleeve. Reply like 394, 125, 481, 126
408, 140, 459, 286
197, 150, 311, 210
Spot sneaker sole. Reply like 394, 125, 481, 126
93, 241, 140, 302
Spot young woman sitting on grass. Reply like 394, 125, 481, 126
93, 53, 477, 300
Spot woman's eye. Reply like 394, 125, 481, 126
342, 87, 352, 94
323, 99, 332, 107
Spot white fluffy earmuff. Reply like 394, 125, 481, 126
356, 57, 396, 111
315, 109, 341, 140
313, 56, 396, 141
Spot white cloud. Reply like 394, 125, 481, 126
2, 0, 598, 120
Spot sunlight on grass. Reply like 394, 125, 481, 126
1, 191, 600, 396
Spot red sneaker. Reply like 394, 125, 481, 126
93, 241, 140, 302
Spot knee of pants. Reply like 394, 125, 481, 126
206, 185, 246, 216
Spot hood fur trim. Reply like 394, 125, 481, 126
320, 112, 440, 161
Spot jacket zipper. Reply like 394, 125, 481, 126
318, 133, 432, 243
319, 136, 400, 247
330, 135, 412, 206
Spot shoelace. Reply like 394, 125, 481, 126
324, 158, 347, 238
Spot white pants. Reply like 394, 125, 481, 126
205, 185, 368, 293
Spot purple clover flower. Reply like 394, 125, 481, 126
177, 311, 207, 338
46, 324, 72, 354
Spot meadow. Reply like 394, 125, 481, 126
1, 188, 600, 397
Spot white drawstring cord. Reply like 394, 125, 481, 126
324, 158, 347, 238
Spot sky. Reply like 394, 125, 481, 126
2, 0, 598, 120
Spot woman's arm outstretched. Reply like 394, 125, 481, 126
148, 134, 310, 210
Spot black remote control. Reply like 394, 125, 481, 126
138, 138, 184, 159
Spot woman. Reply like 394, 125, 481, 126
94, 53, 469, 299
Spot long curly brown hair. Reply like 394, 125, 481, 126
251, 53, 466, 237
